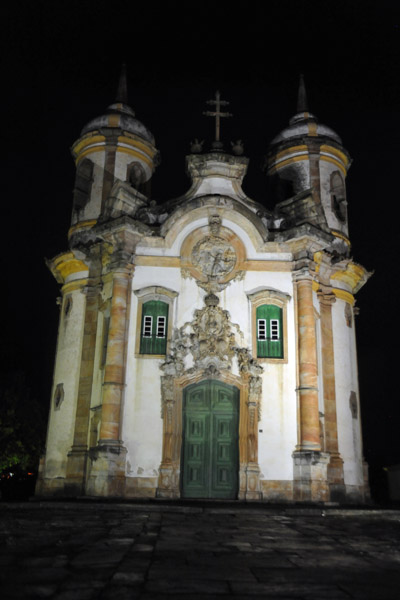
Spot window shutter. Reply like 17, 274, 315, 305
256, 304, 283, 358
140, 300, 168, 354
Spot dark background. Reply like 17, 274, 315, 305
2, 0, 399, 498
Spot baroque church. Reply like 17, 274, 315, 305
36, 73, 371, 503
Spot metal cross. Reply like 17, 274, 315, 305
203, 90, 232, 143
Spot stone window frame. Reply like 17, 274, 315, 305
134, 286, 178, 358
247, 288, 290, 364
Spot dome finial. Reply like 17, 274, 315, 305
297, 73, 308, 113
115, 63, 128, 104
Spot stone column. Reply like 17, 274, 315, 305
293, 266, 329, 502
86, 261, 132, 497
65, 287, 99, 495
318, 290, 345, 501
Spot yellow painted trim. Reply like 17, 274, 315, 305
75, 146, 105, 164
268, 154, 309, 174
273, 145, 308, 161
134, 255, 293, 271
75, 145, 154, 169
245, 260, 293, 272
331, 262, 368, 292
320, 144, 350, 167
73, 132, 156, 159
62, 278, 89, 294
118, 135, 156, 158
320, 155, 347, 176
331, 230, 351, 246
135, 256, 181, 268
308, 122, 318, 136
72, 135, 106, 156
49, 252, 89, 284
108, 114, 120, 127
333, 288, 354, 305
68, 219, 97, 238
313, 251, 323, 273
312, 280, 354, 304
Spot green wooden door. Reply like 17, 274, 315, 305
182, 380, 239, 499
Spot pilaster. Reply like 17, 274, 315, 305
86, 246, 134, 497
317, 288, 345, 501
157, 375, 180, 498
245, 375, 262, 500
292, 261, 329, 502
293, 265, 321, 451
65, 284, 100, 496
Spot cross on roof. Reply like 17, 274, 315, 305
203, 90, 232, 144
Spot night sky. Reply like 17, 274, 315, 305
2, 1, 400, 491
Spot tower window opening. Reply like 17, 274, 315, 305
330, 171, 347, 223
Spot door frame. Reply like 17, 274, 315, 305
157, 369, 261, 500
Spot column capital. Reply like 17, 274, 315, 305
317, 288, 336, 306
292, 266, 315, 283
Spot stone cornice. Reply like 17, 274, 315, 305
47, 251, 89, 284
331, 260, 372, 293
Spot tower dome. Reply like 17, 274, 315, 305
70, 66, 159, 230
80, 102, 155, 145
265, 76, 351, 242
270, 110, 342, 146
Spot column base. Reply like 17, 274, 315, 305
65, 445, 89, 496
293, 450, 330, 502
156, 464, 180, 498
86, 442, 127, 497
244, 463, 262, 501
327, 452, 346, 502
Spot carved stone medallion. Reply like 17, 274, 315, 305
191, 236, 237, 280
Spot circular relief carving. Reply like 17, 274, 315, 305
191, 237, 237, 279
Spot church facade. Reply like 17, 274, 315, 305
36, 79, 371, 503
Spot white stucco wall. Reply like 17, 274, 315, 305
332, 299, 363, 486
44, 288, 86, 478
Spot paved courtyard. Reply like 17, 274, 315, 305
0, 501, 399, 599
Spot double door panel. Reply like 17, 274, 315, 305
182, 380, 239, 499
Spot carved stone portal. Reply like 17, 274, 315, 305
158, 292, 263, 500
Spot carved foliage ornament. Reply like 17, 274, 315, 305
160, 292, 263, 418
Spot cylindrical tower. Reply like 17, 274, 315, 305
265, 76, 351, 244
69, 67, 159, 234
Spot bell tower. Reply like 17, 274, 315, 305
69, 65, 159, 233
265, 75, 351, 253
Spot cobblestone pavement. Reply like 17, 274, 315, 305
1, 501, 400, 599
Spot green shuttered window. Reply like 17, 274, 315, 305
256, 304, 283, 358
140, 300, 168, 355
